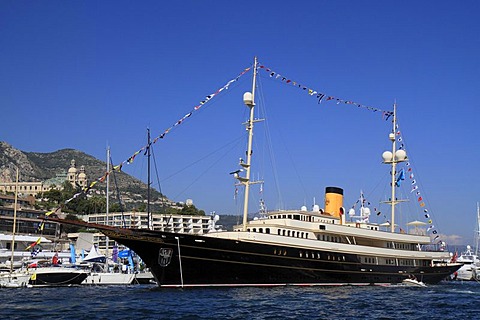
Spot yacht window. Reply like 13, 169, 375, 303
266, 228, 270, 234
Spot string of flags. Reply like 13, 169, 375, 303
112, 65, 251, 172
38, 65, 252, 231
257, 64, 394, 120
395, 123, 441, 244
39, 61, 399, 239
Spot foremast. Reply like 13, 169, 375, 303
382, 103, 408, 233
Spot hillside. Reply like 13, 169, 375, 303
0, 141, 164, 204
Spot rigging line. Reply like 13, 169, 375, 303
396, 119, 442, 233
160, 134, 245, 183
99, 66, 252, 185
150, 144, 163, 199
109, 156, 126, 228
172, 135, 245, 201
255, 75, 284, 209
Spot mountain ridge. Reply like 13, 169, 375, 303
0, 141, 164, 202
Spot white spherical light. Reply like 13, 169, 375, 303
395, 149, 407, 161
382, 151, 393, 162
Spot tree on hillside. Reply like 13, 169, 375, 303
181, 204, 205, 216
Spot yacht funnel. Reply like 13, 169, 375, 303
324, 187, 344, 218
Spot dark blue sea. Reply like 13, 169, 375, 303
1, 281, 479, 319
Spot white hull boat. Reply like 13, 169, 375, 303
0, 272, 31, 288
402, 278, 427, 287
84, 272, 134, 285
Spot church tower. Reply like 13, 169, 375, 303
78, 165, 87, 188
67, 159, 77, 186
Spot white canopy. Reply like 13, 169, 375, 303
82, 245, 106, 262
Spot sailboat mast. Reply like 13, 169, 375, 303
106, 146, 110, 257
241, 57, 258, 231
10, 167, 19, 274
475, 202, 480, 257
147, 128, 151, 230
390, 103, 397, 233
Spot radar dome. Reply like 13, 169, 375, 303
312, 204, 320, 212
243, 92, 254, 106
348, 208, 355, 216
300, 206, 307, 212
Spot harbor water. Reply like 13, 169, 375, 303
1, 281, 479, 319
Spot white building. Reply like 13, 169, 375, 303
84, 211, 216, 235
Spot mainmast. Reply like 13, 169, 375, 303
382, 103, 407, 233
235, 57, 258, 232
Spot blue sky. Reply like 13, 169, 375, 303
1, 1, 478, 245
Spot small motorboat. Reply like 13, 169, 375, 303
402, 277, 427, 287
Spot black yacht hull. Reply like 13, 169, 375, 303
98, 227, 459, 287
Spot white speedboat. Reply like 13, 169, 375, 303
402, 276, 427, 287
